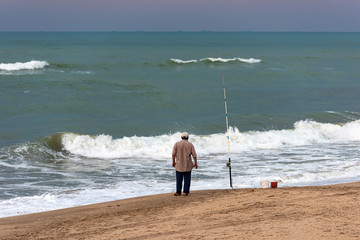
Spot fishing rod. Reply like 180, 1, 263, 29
222, 74, 233, 188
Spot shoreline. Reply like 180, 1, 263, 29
1, 182, 360, 239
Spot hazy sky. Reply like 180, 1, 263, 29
0, 0, 359, 31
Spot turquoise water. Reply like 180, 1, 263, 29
1, 32, 360, 145
1, 32, 360, 217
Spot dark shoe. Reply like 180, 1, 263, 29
174, 193, 181, 196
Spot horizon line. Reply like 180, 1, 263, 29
1, 30, 360, 33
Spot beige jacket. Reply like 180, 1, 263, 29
172, 139, 197, 172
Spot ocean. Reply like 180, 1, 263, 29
1, 32, 360, 217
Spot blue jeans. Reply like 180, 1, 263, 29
176, 171, 191, 194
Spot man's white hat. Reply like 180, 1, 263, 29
181, 132, 189, 139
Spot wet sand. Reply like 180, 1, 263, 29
1, 182, 360, 239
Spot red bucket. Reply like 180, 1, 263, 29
270, 182, 278, 188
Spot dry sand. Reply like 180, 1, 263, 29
1, 182, 360, 240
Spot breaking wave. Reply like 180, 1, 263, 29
59, 119, 360, 159
169, 57, 262, 64
200, 57, 262, 63
170, 58, 198, 64
0, 60, 49, 71
4, 119, 360, 162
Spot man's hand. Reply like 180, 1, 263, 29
194, 163, 198, 169
172, 155, 176, 167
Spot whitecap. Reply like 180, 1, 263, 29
200, 57, 262, 63
170, 58, 198, 64
0, 60, 49, 71
169, 57, 261, 64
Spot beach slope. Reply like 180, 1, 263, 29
1, 182, 360, 239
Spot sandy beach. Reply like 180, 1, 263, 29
1, 182, 359, 240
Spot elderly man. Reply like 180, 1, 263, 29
172, 132, 198, 196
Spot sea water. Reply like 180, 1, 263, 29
1, 32, 360, 217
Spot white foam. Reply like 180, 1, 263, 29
0, 60, 49, 71
273, 163, 360, 186
170, 58, 198, 64
169, 57, 261, 64
61, 132, 179, 159
0, 180, 174, 217
61, 120, 360, 160
200, 57, 262, 63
